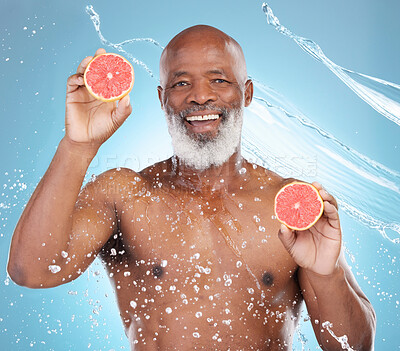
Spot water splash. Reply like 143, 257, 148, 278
262, 2, 400, 127
250, 79, 400, 181
295, 328, 309, 351
321, 321, 355, 351
244, 80, 400, 243
85, 5, 164, 77
339, 201, 400, 244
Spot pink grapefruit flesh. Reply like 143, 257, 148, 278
274, 182, 324, 231
84, 53, 134, 102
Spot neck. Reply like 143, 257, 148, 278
170, 149, 247, 195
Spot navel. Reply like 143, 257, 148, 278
262, 272, 274, 286
153, 265, 164, 278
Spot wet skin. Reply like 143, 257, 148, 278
96, 162, 301, 350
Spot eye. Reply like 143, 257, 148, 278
214, 78, 228, 84
173, 81, 189, 87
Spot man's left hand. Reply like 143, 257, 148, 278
278, 182, 342, 275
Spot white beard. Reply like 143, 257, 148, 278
165, 104, 243, 171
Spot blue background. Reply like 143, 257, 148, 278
1, 0, 399, 349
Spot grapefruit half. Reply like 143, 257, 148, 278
274, 182, 324, 231
84, 53, 134, 102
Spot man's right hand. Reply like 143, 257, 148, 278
65, 48, 132, 149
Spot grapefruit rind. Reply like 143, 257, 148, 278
274, 181, 324, 231
83, 53, 134, 102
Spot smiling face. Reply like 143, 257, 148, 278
158, 25, 253, 170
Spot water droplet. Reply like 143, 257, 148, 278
253, 215, 260, 223
224, 278, 232, 287
48, 265, 61, 274
130, 301, 137, 309
165, 307, 172, 314
236, 261, 242, 268
195, 311, 202, 318
239, 167, 247, 174
193, 332, 200, 338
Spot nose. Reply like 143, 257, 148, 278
186, 80, 217, 105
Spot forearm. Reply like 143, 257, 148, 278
8, 137, 98, 286
304, 267, 376, 350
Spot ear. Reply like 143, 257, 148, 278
244, 79, 253, 107
157, 86, 164, 110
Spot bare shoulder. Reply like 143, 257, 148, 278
245, 159, 300, 193
78, 167, 145, 205
138, 158, 173, 185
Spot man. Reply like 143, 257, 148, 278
8, 25, 375, 350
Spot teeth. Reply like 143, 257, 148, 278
186, 114, 219, 122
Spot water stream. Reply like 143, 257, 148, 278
262, 2, 400, 127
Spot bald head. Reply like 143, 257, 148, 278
159, 25, 248, 87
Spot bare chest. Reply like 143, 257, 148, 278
111, 191, 298, 302
101, 190, 301, 349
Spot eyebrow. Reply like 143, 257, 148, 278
171, 69, 227, 80
171, 71, 188, 79
206, 69, 226, 75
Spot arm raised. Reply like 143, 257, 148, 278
7, 140, 119, 288
8, 48, 132, 288
278, 181, 376, 349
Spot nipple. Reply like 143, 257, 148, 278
153, 265, 164, 278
